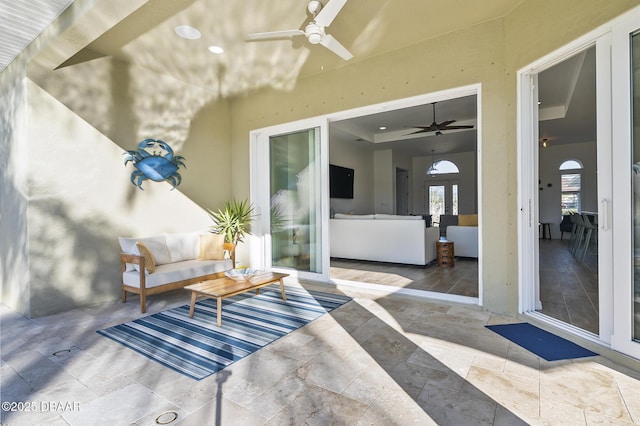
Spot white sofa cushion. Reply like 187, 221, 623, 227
446, 226, 478, 258
164, 232, 200, 262
374, 214, 422, 220
122, 259, 232, 288
334, 213, 375, 219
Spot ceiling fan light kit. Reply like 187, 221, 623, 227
246, 0, 353, 61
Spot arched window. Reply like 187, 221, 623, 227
559, 159, 583, 214
427, 159, 459, 175
559, 159, 583, 170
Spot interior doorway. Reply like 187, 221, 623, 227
426, 180, 459, 220
327, 86, 481, 304
536, 46, 599, 335
395, 167, 409, 215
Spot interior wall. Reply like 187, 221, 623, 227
373, 150, 394, 214
412, 151, 477, 215
328, 139, 374, 214
539, 141, 597, 237
393, 151, 414, 214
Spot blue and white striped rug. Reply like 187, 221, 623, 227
97, 285, 351, 380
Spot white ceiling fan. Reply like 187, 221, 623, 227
246, 0, 353, 61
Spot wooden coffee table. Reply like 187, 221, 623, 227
185, 272, 289, 326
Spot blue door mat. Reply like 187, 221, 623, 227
486, 323, 598, 361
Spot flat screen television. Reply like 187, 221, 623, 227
329, 164, 354, 199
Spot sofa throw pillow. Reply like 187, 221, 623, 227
458, 214, 478, 226
165, 231, 200, 262
136, 242, 156, 273
198, 233, 225, 260
135, 236, 172, 265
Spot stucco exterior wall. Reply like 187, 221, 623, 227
5, 45, 234, 317
0, 65, 30, 315
4, 0, 640, 317
230, 18, 512, 311
229, 0, 640, 314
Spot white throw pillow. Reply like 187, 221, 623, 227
119, 235, 172, 266
165, 232, 200, 262
135, 236, 172, 265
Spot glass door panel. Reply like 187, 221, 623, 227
427, 180, 459, 223
269, 128, 322, 273
632, 31, 640, 342
536, 46, 601, 336
428, 185, 445, 219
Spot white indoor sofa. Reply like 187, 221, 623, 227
446, 225, 479, 258
330, 213, 439, 265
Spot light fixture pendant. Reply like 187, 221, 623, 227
426, 149, 438, 176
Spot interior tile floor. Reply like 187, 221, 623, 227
2, 279, 639, 425
330, 257, 479, 298
331, 238, 599, 336
538, 238, 599, 335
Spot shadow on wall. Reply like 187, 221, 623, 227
28, 198, 122, 317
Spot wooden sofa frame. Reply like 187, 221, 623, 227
121, 242, 235, 313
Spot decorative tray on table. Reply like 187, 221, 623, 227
224, 268, 259, 281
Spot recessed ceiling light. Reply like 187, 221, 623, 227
175, 25, 201, 40
379, 126, 387, 130
208, 45, 224, 54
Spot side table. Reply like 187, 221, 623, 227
436, 240, 455, 267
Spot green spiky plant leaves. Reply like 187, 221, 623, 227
207, 198, 255, 246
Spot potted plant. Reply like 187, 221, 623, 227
207, 198, 255, 246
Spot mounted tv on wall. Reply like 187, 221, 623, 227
329, 164, 354, 199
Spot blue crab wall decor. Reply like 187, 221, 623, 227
123, 138, 186, 190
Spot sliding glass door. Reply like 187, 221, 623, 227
520, 6, 640, 360
632, 31, 640, 346
269, 128, 322, 272
250, 119, 329, 281
611, 16, 640, 358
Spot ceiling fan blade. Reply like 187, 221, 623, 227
246, 29, 305, 41
436, 120, 456, 128
320, 34, 353, 60
405, 129, 430, 135
315, 0, 349, 27
440, 125, 475, 130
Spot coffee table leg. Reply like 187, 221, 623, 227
279, 278, 287, 301
189, 291, 197, 318
217, 297, 222, 326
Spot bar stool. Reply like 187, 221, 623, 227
579, 214, 598, 264
570, 214, 586, 256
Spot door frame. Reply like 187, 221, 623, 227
517, 7, 640, 358
249, 117, 330, 282
611, 10, 640, 359
426, 179, 460, 218
250, 84, 483, 306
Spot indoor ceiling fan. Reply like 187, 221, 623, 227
245, 0, 353, 61
407, 102, 474, 136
